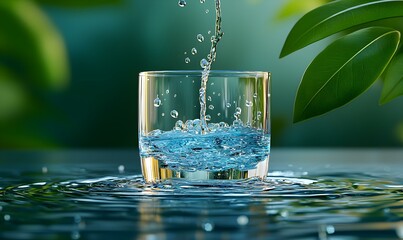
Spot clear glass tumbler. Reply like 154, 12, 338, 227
139, 71, 270, 183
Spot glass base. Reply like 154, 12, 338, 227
140, 157, 269, 183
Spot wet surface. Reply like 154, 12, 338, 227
0, 149, 402, 240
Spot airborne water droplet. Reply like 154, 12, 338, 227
170, 110, 179, 118
197, 34, 205, 42
200, 59, 209, 69
185, 57, 190, 64
191, 48, 197, 55
153, 97, 161, 107
178, 0, 186, 7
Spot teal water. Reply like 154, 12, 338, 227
0, 151, 402, 240
139, 123, 270, 171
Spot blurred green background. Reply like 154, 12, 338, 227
1, 0, 402, 149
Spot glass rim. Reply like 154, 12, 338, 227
139, 70, 270, 78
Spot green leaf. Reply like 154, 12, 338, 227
380, 54, 403, 104
276, 0, 327, 20
0, 0, 68, 89
280, 0, 403, 58
0, 67, 26, 122
35, 0, 122, 8
294, 27, 400, 123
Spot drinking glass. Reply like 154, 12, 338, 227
139, 71, 270, 183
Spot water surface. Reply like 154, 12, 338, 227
0, 150, 402, 240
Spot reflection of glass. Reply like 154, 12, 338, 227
139, 71, 271, 183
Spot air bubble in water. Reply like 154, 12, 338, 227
209, 105, 214, 110
235, 107, 242, 115
175, 120, 184, 130
197, 34, 205, 43
217, 113, 221, 116
257, 111, 262, 120
174, 94, 177, 98
178, 0, 186, 7
42, 166, 48, 174
166, 89, 170, 94
253, 93, 258, 98
191, 48, 197, 55
118, 165, 125, 173
185, 57, 190, 64
208, 30, 211, 35
200, 0, 205, 3
170, 110, 178, 118
4, 214, 10, 221
205, 115, 211, 121
246, 100, 253, 107
226, 103, 231, 108
153, 97, 161, 107
207, 96, 212, 101
200, 58, 209, 69
206, 9, 209, 14
161, 113, 165, 117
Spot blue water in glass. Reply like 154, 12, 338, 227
140, 124, 270, 172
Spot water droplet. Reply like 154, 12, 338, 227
237, 215, 249, 226
208, 30, 211, 35
246, 100, 253, 107
207, 96, 212, 101
280, 210, 289, 218
197, 34, 204, 42
178, 0, 186, 7
166, 89, 170, 94
217, 113, 221, 116
326, 225, 335, 234
154, 96, 161, 107
185, 57, 190, 64
200, 0, 205, 3
174, 94, 177, 98
208, 105, 214, 110
205, 115, 211, 121
118, 165, 125, 173
202, 222, 214, 232
161, 113, 165, 117
205, 9, 209, 14
170, 110, 178, 118
42, 166, 48, 174
253, 93, 258, 98
191, 48, 197, 55
200, 58, 209, 69
4, 214, 10, 221
226, 103, 231, 108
